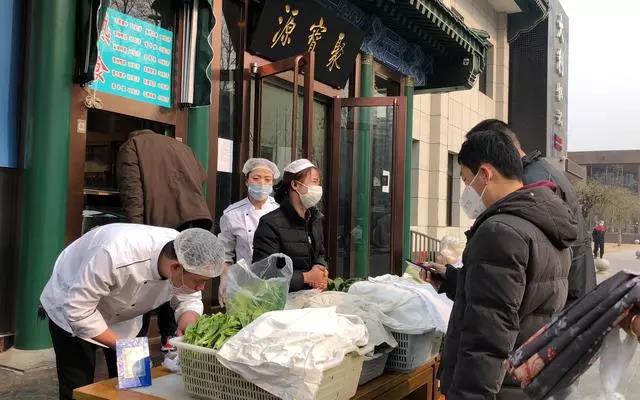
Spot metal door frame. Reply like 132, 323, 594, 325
252, 52, 315, 160
328, 96, 407, 277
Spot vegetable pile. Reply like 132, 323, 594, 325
184, 313, 241, 349
184, 280, 287, 349
327, 277, 362, 292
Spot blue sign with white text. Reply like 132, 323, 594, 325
91, 8, 173, 108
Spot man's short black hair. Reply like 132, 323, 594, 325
458, 129, 523, 181
160, 240, 178, 261
467, 119, 522, 149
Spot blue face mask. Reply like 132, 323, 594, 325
248, 184, 273, 201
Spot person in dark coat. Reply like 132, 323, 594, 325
252, 159, 328, 291
432, 130, 577, 400
467, 119, 596, 306
592, 220, 607, 258
116, 129, 213, 351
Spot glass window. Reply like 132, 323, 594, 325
258, 79, 329, 186
109, 0, 176, 31
215, 0, 243, 229
374, 74, 400, 97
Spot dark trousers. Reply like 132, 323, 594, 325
48, 319, 117, 400
594, 241, 605, 258
140, 301, 176, 340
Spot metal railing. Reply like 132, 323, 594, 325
410, 230, 441, 263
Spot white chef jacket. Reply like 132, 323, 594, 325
40, 223, 204, 345
218, 197, 279, 264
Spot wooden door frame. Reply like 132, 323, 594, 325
328, 96, 407, 277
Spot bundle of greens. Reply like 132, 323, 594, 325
184, 280, 287, 349
226, 279, 287, 320
327, 277, 363, 292
184, 313, 241, 350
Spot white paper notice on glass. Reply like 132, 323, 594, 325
217, 138, 234, 173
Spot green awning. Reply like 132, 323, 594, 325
509, 0, 549, 42
350, 0, 490, 92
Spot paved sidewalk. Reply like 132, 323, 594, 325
0, 344, 165, 400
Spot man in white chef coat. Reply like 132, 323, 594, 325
40, 224, 225, 400
217, 158, 280, 305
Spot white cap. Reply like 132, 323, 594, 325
242, 158, 280, 179
174, 228, 225, 278
284, 159, 316, 174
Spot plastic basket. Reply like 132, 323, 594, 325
386, 330, 443, 372
358, 347, 392, 386
172, 337, 364, 400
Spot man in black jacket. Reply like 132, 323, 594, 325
468, 119, 596, 306
437, 129, 577, 399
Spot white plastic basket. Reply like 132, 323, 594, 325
358, 347, 392, 386
386, 330, 442, 372
171, 337, 364, 400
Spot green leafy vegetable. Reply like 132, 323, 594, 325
327, 277, 363, 292
184, 280, 287, 350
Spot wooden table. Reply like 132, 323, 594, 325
74, 359, 440, 400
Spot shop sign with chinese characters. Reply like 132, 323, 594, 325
550, 5, 568, 154
249, 0, 365, 88
91, 8, 173, 108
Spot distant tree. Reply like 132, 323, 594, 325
578, 180, 640, 245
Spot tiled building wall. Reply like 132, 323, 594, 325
411, 0, 510, 242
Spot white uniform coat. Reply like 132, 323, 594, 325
40, 223, 204, 345
218, 197, 279, 264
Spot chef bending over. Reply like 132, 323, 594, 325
40, 223, 224, 400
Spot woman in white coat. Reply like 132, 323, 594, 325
218, 158, 280, 304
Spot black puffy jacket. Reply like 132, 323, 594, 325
252, 198, 327, 291
439, 182, 578, 400
521, 151, 596, 305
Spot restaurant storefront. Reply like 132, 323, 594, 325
12, 0, 488, 350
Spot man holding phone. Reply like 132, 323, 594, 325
431, 129, 576, 400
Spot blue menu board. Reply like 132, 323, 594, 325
91, 8, 173, 108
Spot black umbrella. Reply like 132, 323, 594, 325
506, 271, 640, 400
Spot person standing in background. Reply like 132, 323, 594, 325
217, 158, 280, 305
593, 220, 607, 259
252, 159, 328, 291
117, 129, 213, 351
467, 119, 597, 307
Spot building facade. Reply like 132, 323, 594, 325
0, 0, 548, 351
569, 150, 640, 195
411, 0, 546, 240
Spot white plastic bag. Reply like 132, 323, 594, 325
305, 291, 398, 349
285, 289, 322, 310
161, 351, 181, 374
224, 254, 293, 315
349, 275, 452, 334
599, 329, 638, 400
216, 307, 369, 400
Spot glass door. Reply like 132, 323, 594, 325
328, 97, 407, 278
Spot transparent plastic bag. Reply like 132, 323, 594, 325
224, 253, 293, 317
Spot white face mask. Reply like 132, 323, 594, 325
460, 171, 487, 219
295, 182, 323, 209
170, 267, 198, 295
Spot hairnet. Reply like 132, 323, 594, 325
284, 158, 316, 174
174, 228, 225, 278
243, 158, 280, 179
